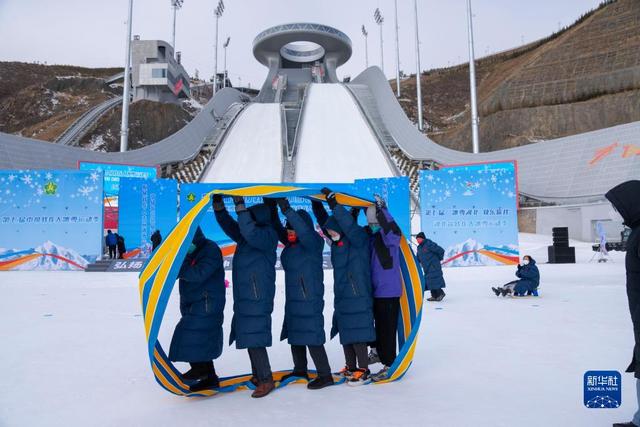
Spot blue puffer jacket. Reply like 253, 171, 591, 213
277, 208, 326, 346
215, 204, 278, 349
169, 227, 226, 362
313, 203, 375, 345
514, 258, 540, 294
417, 239, 446, 291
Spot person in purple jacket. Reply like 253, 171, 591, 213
365, 195, 403, 382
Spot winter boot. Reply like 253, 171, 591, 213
251, 379, 275, 398
501, 288, 512, 297
435, 290, 446, 301
426, 296, 437, 301
280, 371, 309, 382
371, 366, 390, 382
189, 373, 220, 392
492, 287, 502, 297
347, 368, 371, 386
338, 366, 353, 378
368, 348, 380, 365
307, 375, 334, 390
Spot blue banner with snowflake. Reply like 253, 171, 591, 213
178, 178, 410, 267
0, 170, 104, 271
118, 178, 178, 257
419, 162, 519, 267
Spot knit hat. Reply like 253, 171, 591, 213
366, 205, 378, 225
416, 232, 426, 240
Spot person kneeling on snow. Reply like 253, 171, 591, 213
267, 198, 334, 390
169, 227, 226, 392
416, 232, 446, 301
214, 194, 278, 398
365, 196, 403, 382
312, 188, 376, 386
492, 255, 540, 297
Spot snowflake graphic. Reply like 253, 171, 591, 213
78, 186, 94, 197
45, 172, 53, 180
491, 175, 497, 183
8, 174, 16, 182
21, 175, 32, 185
90, 171, 100, 182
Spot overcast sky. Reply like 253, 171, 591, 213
0, 0, 602, 88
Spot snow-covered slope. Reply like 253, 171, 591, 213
202, 103, 283, 183
294, 84, 395, 183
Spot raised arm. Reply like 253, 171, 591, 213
333, 204, 369, 248
282, 202, 323, 251
311, 200, 329, 227
213, 194, 243, 243
376, 207, 401, 247
265, 197, 287, 245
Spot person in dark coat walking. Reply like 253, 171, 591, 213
266, 198, 333, 390
116, 234, 126, 259
105, 230, 117, 259
312, 188, 376, 386
169, 227, 226, 391
416, 232, 447, 301
151, 230, 162, 251
606, 180, 640, 427
491, 255, 540, 297
213, 194, 278, 398
365, 197, 403, 382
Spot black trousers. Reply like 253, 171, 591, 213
108, 245, 116, 259
430, 288, 445, 298
291, 344, 331, 377
373, 297, 400, 367
248, 347, 273, 383
189, 361, 216, 376
343, 342, 368, 371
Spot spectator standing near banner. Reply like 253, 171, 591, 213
416, 232, 447, 301
311, 188, 376, 386
116, 233, 126, 259
213, 194, 278, 398
365, 196, 403, 382
168, 227, 226, 392
151, 230, 162, 251
266, 197, 334, 390
606, 180, 640, 427
105, 230, 117, 259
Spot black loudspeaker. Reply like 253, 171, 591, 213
548, 227, 575, 263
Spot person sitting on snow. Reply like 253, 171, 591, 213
492, 255, 540, 297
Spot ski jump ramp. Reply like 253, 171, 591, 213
0, 22, 638, 204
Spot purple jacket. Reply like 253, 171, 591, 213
369, 208, 402, 298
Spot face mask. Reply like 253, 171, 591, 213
417, 238, 424, 245
287, 231, 297, 243
331, 234, 340, 242
187, 243, 197, 254
523, 259, 530, 265
369, 225, 381, 233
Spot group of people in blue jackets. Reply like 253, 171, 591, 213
168, 188, 406, 398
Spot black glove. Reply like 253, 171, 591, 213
263, 197, 277, 208
277, 198, 291, 213
212, 193, 225, 211
232, 196, 246, 212
350, 207, 360, 220
374, 194, 386, 209
321, 187, 337, 209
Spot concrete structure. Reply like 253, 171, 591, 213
131, 40, 190, 103
0, 23, 638, 208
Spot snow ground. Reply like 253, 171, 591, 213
294, 84, 396, 183
0, 233, 634, 427
202, 103, 282, 183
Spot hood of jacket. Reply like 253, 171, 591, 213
248, 203, 271, 226
606, 180, 640, 229
192, 226, 207, 247
323, 215, 343, 237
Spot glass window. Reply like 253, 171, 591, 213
152, 68, 167, 78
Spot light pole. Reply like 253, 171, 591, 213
361, 25, 369, 69
120, 0, 134, 153
213, 0, 224, 96
466, 0, 480, 153
223, 36, 230, 88
171, 0, 183, 55
413, 0, 423, 131
374, 8, 384, 74
393, 0, 400, 97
